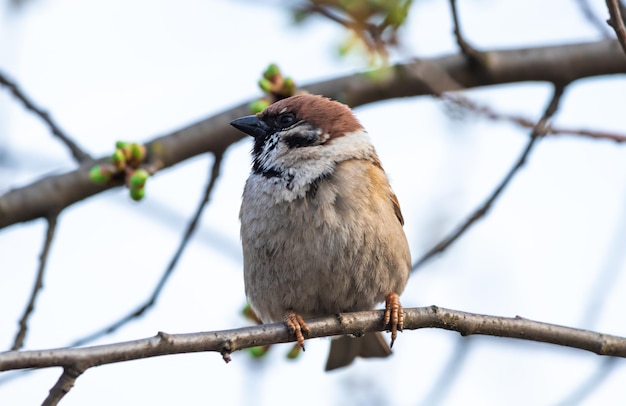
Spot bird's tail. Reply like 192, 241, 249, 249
325, 332, 392, 371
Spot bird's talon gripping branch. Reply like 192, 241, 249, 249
384, 292, 404, 348
285, 310, 310, 351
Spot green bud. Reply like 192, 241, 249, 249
364, 66, 394, 82
112, 149, 126, 170
241, 303, 261, 323
258, 78, 273, 94
263, 63, 280, 80
129, 143, 147, 163
115, 141, 129, 150
242, 303, 253, 318
121, 145, 133, 161
281, 77, 296, 95
385, 4, 409, 28
249, 99, 270, 114
248, 346, 270, 358
89, 165, 113, 185
129, 168, 150, 188
130, 187, 145, 201
286, 344, 301, 359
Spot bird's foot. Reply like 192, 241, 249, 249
384, 292, 404, 348
285, 310, 310, 351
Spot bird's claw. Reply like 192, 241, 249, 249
285, 310, 310, 351
384, 292, 404, 348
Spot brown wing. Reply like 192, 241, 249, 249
389, 191, 405, 226
371, 156, 405, 226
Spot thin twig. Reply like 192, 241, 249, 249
580, 189, 626, 328
69, 152, 224, 347
606, 0, 626, 54
42, 366, 84, 406
306, 4, 355, 29
420, 337, 473, 405
555, 358, 619, 406
11, 214, 59, 350
0, 70, 91, 163
412, 84, 567, 271
555, 182, 626, 403
577, 0, 612, 37
305, 3, 386, 57
2, 306, 626, 373
440, 93, 626, 143
448, 0, 481, 61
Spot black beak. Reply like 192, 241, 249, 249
230, 115, 270, 138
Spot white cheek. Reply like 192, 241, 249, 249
258, 134, 281, 168
252, 130, 376, 202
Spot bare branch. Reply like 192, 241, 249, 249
412, 84, 567, 270
556, 358, 618, 405
70, 152, 224, 347
448, 0, 481, 60
420, 337, 473, 405
606, 0, 626, 55
576, 0, 613, 37
306, 4, 355, 29
0, 70, 92, 163
556, 181, 626, 403
1, 306, 626, 374
302, 2, 394, 58
1, 40, 625, 231
42, 366, 84, 406
440, 93, 626, 143
11, 214, 59, 350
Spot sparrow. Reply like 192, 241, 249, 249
230, 94, 411, 371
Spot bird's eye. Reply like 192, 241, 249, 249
278, 113, 296, 127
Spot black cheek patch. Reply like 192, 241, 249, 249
284, 134, 318, 148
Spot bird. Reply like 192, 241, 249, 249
230, 94, 411, 371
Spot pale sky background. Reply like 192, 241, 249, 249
1, 0, 626, 405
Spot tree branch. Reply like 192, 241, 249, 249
448, 0, 481, 60
577, 0, 613, 37
440, 93, 626, 143
11, 214, 59, 350
606, 0, 626, 55
0, 70, 92, 163
69, 152, 224, 347
412, 84, 566, 270
1, 40, 625, 230
420, 337, 473, 405
556, 357, 619, 405
42, 366, 84, 406
556, 179, 626, 403
1, 306, 625, 373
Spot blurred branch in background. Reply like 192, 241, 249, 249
605, 0, 626, 54
0, 70, 91, 163
555, 174, 626, 404
420, 337, 473, 405
556, 358, 620, 406
576, 0, 613, 37
439, 93, 626, 143
448, 0, 481, 61
412, 84, 566, 270
295, 0, 412, 63
1, 40, 624, 230
10, 214, 58, 351
70, 152, 224, 347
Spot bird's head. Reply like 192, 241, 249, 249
230, 94, 369, 179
